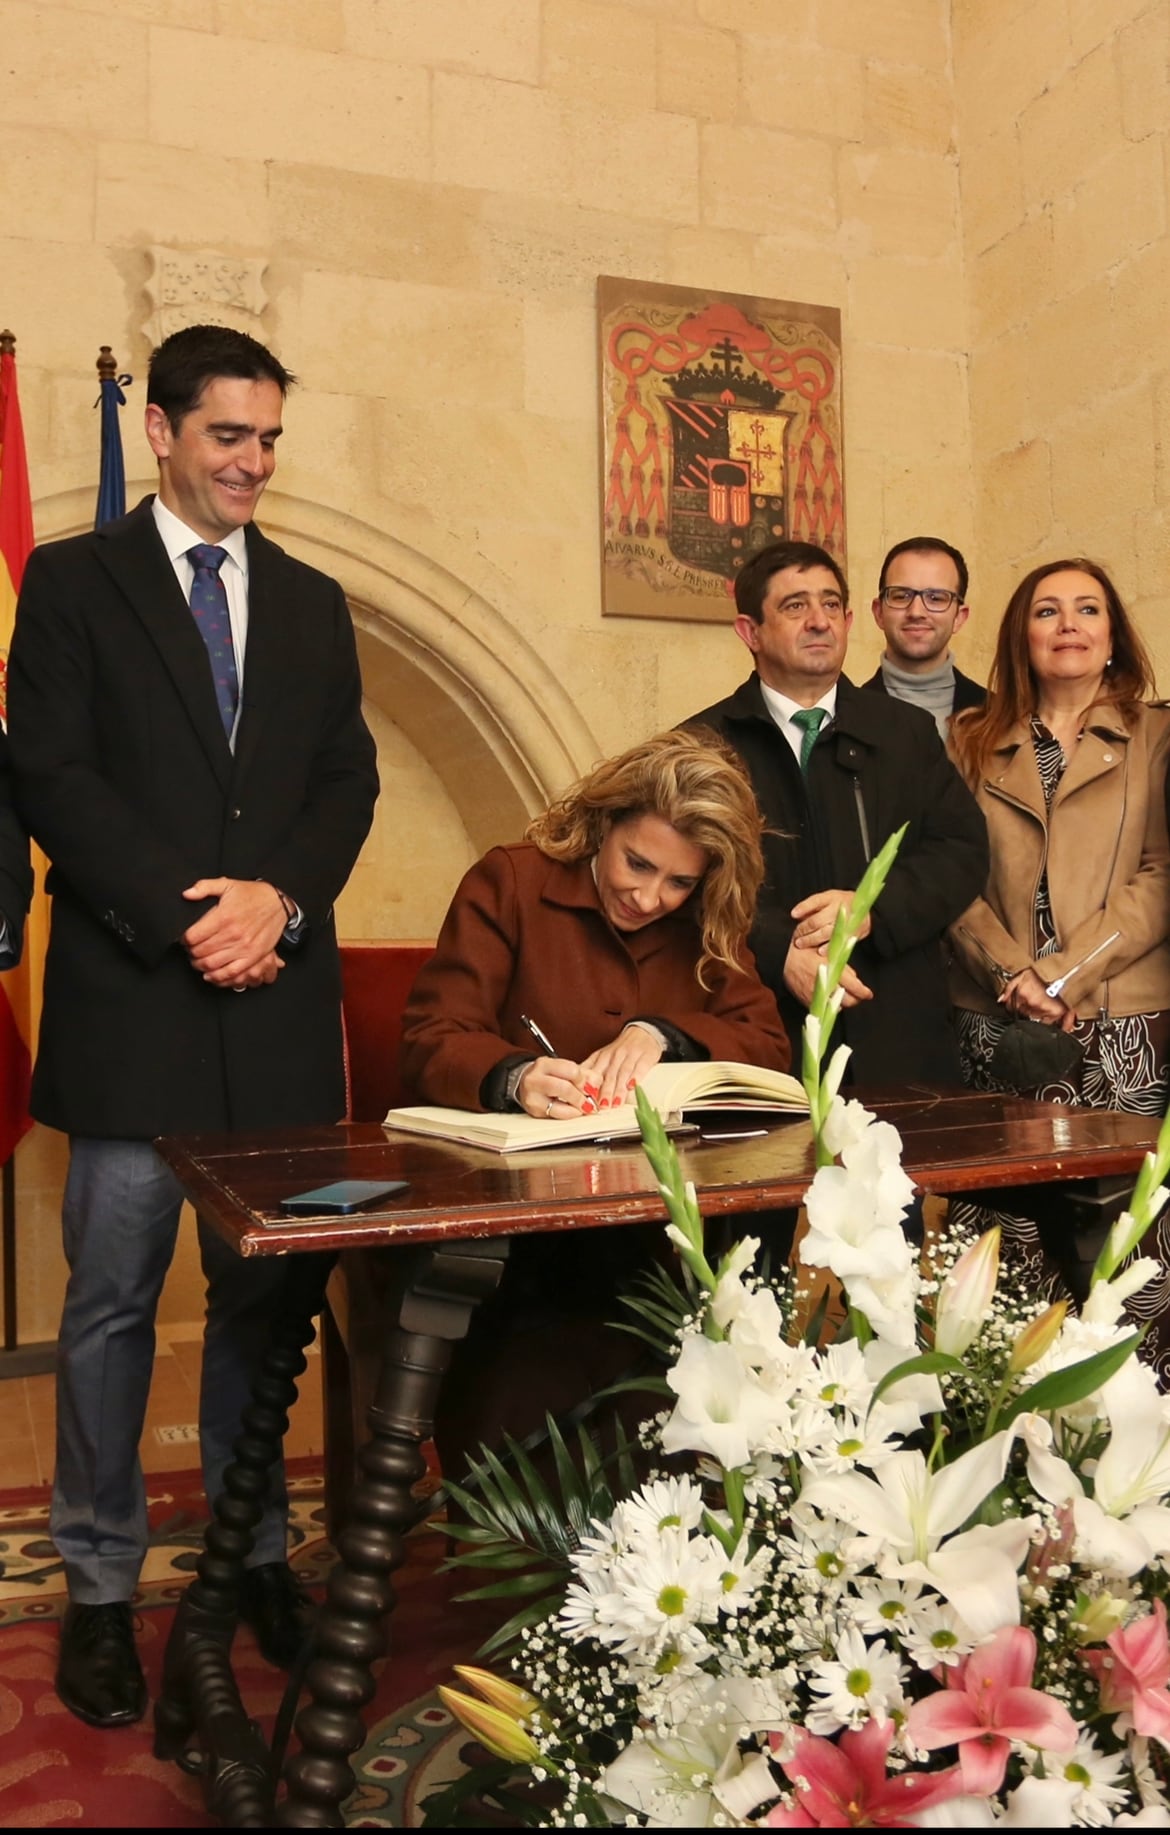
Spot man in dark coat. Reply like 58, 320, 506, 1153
862, 535, 986, 732
687, 539, 988, 1086
7, 326, 378, 1727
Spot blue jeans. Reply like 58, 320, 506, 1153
52, 1137, 291, 1603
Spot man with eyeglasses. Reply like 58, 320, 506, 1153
686, 539, 987, 1089
863, 537, 986, 736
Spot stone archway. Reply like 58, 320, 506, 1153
32, 486, 604, 861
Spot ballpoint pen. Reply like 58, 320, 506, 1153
520, 1013, 557, 1057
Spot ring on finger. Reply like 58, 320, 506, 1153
545, 1098, 555, 1117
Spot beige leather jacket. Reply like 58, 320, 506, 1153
948, 702, 1170, 1020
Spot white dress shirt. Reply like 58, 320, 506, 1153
758, 678, 839, 764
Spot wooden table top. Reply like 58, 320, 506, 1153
153, 1085, 1160, 1258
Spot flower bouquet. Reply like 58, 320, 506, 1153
434, 831, 1170, 1828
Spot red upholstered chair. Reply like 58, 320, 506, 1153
321, 942, 434, 1535
339, 941, 435, 1122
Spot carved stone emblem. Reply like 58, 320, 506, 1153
144, 249, 268, 345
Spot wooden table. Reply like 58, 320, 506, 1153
150, 1088, 1160, 1826
162, 1085, 1159, 1258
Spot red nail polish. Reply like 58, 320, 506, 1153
599, 1098, 610, 1109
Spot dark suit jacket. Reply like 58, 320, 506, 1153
860, 661, 987, 715
400, 844, 790, 1109
0, 728, 32, 965
7, 499, 379, 1138
687, 675, 988, 1085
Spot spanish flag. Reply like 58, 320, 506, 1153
0, 334, 37, 1162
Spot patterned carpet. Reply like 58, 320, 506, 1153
0, 1463, 482, 1828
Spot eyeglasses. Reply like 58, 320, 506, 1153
880, 586, 962, 613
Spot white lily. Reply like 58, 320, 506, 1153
600, 1730, 772, 1828
799, 1430, 1031, 1635
1096, 1358, 1170, 1514
1021, 1393, 1170, 1577
601, 1678, 784, 1826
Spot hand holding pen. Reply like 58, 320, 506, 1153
518, 1014, 600, 1118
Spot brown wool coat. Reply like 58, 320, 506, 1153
399, 843, 791, 1110
948, 702, 1170, 1020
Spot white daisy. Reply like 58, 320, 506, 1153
804, 1624, 906, 1733
615, 1476, 706, 1544
1053, 1733, 1129, 1826
898, 1599, 977, 1670
600, 1531, 726, 1658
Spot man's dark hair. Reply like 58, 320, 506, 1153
147, 325, 295, 431
878, 536, 969, 603
733, 540, 850, 624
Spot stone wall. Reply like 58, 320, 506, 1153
0, 0, 973, 953
957, 0, 1170, 665
7, 0, 1164, 1338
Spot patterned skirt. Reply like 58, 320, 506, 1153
951, 1007, 1170, 1382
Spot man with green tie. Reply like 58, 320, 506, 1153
686, 539, 987, 1085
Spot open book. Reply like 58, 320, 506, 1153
382, 1059, 807, 1155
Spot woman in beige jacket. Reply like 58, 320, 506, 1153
948, 557, 1170, 1368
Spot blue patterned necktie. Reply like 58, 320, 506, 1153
791, 706, 827, 772
186, 544, 239, 738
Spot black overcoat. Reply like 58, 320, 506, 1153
688, 674, 989, 1086
7, 499, 379, 1138
0, 728, 32, 958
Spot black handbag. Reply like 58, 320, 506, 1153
988, 1014, 1085, 1087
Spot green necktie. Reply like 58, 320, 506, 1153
791, 706, 827, 772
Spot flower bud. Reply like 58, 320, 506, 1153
1008, 1300, 1068, 1373
452, 1665, 541, 1720
934, 1228, 1000, 1357
822, 1044, 851, 1105
1071, 1591, 1129, 1646
437, 1686, 541, 1764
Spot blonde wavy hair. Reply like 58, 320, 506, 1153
526, 728, 765, 985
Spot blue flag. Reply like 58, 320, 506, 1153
95, 369, 131, 528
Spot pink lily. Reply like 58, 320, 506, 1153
1085, 1596, 1170, 1745
767, 1716, 964, 1827
906, 1624, 1077, 1793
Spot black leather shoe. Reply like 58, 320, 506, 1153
238, 1562, 314, 1669
57, 1601, 147, 1728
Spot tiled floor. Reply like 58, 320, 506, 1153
0, 1322, 323, 1490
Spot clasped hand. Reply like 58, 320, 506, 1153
784, 888, 874, 1011
516, 1025, 665, 1119
999, 966, 1075, 1030
181, 878, 287, 990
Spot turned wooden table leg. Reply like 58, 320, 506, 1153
276, 1237, 508, 1828
155, 1254, 333, 1825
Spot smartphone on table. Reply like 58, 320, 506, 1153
279, 1179, 411, 1217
